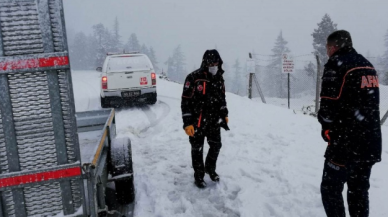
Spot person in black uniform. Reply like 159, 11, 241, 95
318, 30, 382, 217
181, 49, 229, 188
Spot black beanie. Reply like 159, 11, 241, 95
327, 30, 353, 48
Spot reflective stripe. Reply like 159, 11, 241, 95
0, 167, 81, 188
0, 56, 69, 71
321, 67, 375, 100
197, 112, 203, 128
182, 113, 192, 117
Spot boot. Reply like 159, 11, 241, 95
205, 168, 220, 182
194, 177, 207, 188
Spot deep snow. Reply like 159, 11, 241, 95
72, 70, 387, 217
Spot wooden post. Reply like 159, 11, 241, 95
248, 73, 253, 99
288, 73, 290, 109
381, 110, 388, 125
253, 74, 266, 103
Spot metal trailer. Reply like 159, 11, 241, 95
0, 0, 134, 216
77, 109, 135, 217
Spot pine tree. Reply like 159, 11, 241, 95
69, 32, 89, 69
86, 34, 99, 69
148, 47, 160, 72
164, 57, 175, 80
304, 61, 316, 82
92, 23, 113, 66
111, 17, 122, 52
173, 45, 186, 81
140, 44, 149, 56
266, 31, 291, 98
165, 45, 186, 83
312, 14, 337, 67
125, 33, 141, 52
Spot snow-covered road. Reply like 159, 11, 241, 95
72, 70, 388, 217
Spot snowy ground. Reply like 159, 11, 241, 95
72, 70, 388, 217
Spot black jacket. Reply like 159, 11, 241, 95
318, 47, 382, 164
181, 59, 229, 131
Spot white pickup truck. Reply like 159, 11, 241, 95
99, 52, 157, 108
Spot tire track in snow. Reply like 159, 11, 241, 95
139, 100, 171, 134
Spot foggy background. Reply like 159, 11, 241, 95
63, 0, 387, 66
62, 0, 388, 101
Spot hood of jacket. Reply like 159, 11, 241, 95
200, 49, 225, 75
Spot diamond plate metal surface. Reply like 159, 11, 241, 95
58, 71, 77, 163
8, 72, 58, 171
0, 108, 9, 174
0, 1, 84, 216
0, 2, 44, 56
24, 182, 63, 216
49, 0, 64, 52
4, 190, 15, 217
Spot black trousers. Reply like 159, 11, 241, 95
189, 127, 222, 180
321, 159, 375, 217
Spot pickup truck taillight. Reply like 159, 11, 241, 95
151, 73, 156, 85
102, 76, 107, 89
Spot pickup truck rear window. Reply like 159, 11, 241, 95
108, 56, 151, 72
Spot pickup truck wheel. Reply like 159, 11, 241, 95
100, 96, 109, 108
110, 137, 135, 204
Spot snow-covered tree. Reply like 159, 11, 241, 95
125, 33, 141, 52
92, 23, 114, 66
165, 57, 175, 80
148, 47, 160, 72
69, 32, 88, 69
266, 31, 291, 98
111, 17, 122, 52
165, 45, 186, 83
140, 44, 149, 56
304, 61, 316, 82
69, 31, 99, 69
312, 14, 337, 67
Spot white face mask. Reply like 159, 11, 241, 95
208, 66, 218, 75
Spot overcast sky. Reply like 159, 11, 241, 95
63, 0, 388, 72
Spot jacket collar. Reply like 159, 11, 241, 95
331, 46, 357, 58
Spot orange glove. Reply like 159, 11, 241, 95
185, 125, 195, 137
225, 117, 229, 124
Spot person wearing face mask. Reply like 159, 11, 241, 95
181, 49, 229, 188
318, 30, 381, 217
